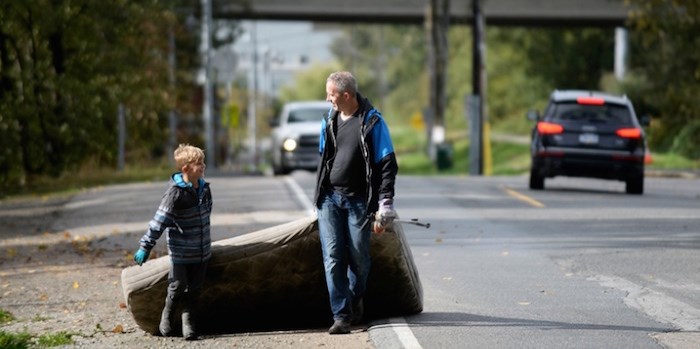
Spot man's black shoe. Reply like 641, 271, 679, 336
328, 319, 351, 334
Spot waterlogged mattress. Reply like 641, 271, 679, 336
121, 215, 423, 334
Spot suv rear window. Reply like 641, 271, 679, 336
546, 102, 632, 124
288, 108, 328, 123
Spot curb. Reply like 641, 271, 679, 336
645, 169, 699, 179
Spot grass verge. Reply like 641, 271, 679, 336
648, 152, 699, 170
36, 332, 74, 347
397, 137, 531, 176
2, 164, 172, 200
0, 331, 74, 349
396, 137, 698, 176
0, 309, 74, 348
0, 331, 32, 349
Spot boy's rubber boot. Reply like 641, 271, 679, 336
182, 290, 200, 340
182, 310, 197, 340
159, 298, 175, 337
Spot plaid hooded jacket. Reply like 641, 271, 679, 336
139, 173, 212, 264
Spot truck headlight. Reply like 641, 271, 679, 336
282, 138, 297, 152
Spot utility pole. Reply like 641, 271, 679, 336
248, 22, 259, 172
614, 27, 628, 81
200, 0, 215, 168
471, 0, 490, 175
424, 4, 435, 157
426, 0, 449, 165
168, 26, 177, 166
117, 104, 126, 171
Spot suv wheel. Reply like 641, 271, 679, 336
273, 165, 291, 176
625, 174, 644, 195
272, 158, 291, 176
529, 167, 545, 190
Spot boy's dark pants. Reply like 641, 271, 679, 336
160, 261, 208, 337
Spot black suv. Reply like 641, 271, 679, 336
528, 90, 649, 194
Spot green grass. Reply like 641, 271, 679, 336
396, 137, 699, 176
0, 331, 74, 349
394, 123, 698, 176
648, 151, 699, 170
0, 309, 74, 348
0, 331, 32, 349
0, 309, 14, 324
397, 135, 531, 176
35, 332, 74, 347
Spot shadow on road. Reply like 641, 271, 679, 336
402, 312, 670, 333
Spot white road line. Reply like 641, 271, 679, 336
285, 176, 423, 348
389, 317, 424, 349
284, 176, 315, 214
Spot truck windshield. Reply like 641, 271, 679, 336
288, 108, 328, 123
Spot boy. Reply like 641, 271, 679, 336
133, 144, 212, 340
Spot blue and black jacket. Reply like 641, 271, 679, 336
139, 173, 212, 264
314, 93, 398, 216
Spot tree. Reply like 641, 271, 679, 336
516, 27, 615, 91
278, 64, 338, 102
626, 0, 700, 157
0, 1, 200, 191
328, 24, 429, 123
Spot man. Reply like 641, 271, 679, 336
314, 71, 399, 334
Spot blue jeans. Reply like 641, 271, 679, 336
318, 191, 371, 321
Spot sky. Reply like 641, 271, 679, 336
216, 20, 341, 96
234, 20, 340, 65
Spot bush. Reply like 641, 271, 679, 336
670, 120, 700, 159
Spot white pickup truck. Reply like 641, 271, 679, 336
270, 101, 331, 175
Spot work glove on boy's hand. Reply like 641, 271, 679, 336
373, 198, 397, 235
133, 248, 150, 266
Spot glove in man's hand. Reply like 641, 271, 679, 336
133, 248, 150, 266
373, 198, 397, 234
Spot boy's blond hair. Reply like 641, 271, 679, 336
174, 144, 205, 169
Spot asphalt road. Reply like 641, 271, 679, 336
4, 171, 696, 348
287, 171, 700, 349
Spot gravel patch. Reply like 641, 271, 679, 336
0, 190, 374, 348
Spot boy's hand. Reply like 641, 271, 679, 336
133, 249, 150, 266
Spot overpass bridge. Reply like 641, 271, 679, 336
214, 0, 630, 26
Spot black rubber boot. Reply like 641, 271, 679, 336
182, 309, 197, 340
159, 298, 175, 337
182, 289, 200, 340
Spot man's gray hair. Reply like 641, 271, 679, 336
327, 71, 358, 95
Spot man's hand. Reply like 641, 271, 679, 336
373, 198, 397, 234
133, 248, 150, 266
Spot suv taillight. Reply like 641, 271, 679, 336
537, 122, 564, 135
577, 97, 605, 105
616, 128, 642, 139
